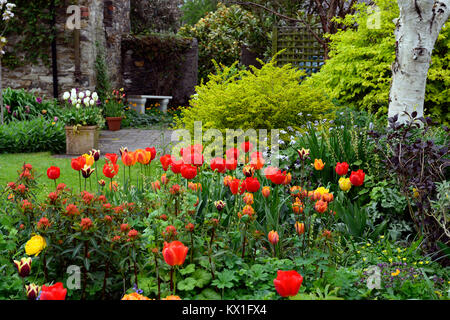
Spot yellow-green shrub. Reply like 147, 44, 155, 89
305, 0, 449, 124
174, 58, 334, 135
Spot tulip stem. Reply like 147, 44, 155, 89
169, 267, 174, 293
101, 260, 109, 300
208, 228, 216, 280
95, 162, 99, 192
154, 253, 161, 300
241, 222, 248, 259
43, 252, 48, 283
190, 232, 194, 264
78, 171, 82, 193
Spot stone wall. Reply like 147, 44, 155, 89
1, 0, 130, 99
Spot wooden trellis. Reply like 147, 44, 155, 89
272, 25, 325, 75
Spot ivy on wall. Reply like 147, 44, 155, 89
2, 0, 65, 69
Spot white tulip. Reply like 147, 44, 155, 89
90, 99, 95, 106
91, 92, 98, 100
85, 90, 91, 97
79, 92, 85, 99
76, 104, 81, 109
63, 92, 70, 100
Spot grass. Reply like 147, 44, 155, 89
0, 152, 160, 201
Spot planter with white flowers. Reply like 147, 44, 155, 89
61, 89, 105, 155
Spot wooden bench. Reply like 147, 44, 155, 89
127, 95, 173, 114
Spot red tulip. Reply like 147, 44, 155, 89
244, 177, 260, 193
105, 153, 119, 164
39, 282, 67, 300
47, 166, 60, 180
170, 159, 184, 174
225, 148, 240, 160
264, 166, 278, 181
145, 147, 157, 161
349, 169, 365, 187
273, 270, 303, 297
210, 157, 226, 173
335, 162, 349, 176
71, 156, 86, 171
225, 159, 238, 171
180, 164, 197, 180
162, 241, 189, 266
250, 152, 265, 170
182, 151, 204, 166
103, 161, 119, 179
160, 155, 173, 171
240, 141, 254, 153
268, 169, 287, 185
229, 178, 245, 195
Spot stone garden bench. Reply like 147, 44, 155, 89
127, 95, 173, 114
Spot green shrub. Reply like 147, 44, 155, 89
178, 3, 266, 81
2, 88, 61, 123
174, 58, 334, 135
305, 0, 449, 124
181, 0, 218, 26
0, 117, 65, 154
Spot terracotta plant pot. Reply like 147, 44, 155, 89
106, 117, 122, 131
65, 125, 99, 155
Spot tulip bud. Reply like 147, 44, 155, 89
295, 222, 305, 235
98, 179, 106, 187
13, 257, 32, 277
268, 230, 279, 245
262, 186, 270, 198
25, 283, 41, 300
185, 223, 195, 232
90, 149, 100, 162
214, 200, 226, 211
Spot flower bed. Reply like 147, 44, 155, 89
1, 119, 448, 300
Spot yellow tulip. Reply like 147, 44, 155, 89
339, 177, 352, 192
25, 235, 47, 257
82, 154, 94, 166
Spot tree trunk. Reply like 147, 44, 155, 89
0, 58, 3, 125
388, 0, 449, 123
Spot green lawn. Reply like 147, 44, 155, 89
0, 152, 112, 200
0, 152, 161, 200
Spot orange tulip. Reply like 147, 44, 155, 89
268, 230, 279, 245
162, 241, 189, 266
262, 186, 271, 198
313, 159, 325, 171
322, 193, 334, 202
292, 199, 304, 214
295, 222, 305, 236
135, 149, 151, 165
314, 199, 328, 213
122, 151, 136, 166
